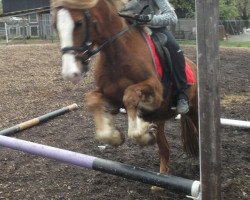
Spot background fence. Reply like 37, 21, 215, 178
173, 19, 250, 40
0, 18, 249, 44
0, 13, 55, 44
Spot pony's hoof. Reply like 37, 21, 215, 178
151, 186, 164, 192
135, 131, 156, 146
96, 129, 124, 146
130, 123, 157, 146
109, 132, 125, 146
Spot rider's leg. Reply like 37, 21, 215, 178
154, 28, 189, 114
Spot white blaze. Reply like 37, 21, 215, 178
57, 9, 81, 83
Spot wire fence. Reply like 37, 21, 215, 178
0, 18, 249, 44
173, 19, 250, 41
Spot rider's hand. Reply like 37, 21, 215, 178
134, 14, 152, 23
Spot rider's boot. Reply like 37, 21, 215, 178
176, 89, 189, 114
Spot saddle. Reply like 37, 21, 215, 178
149, 32, 175, 99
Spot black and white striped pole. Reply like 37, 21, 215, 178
0, 103, 78, 136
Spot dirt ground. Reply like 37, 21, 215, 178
0, 44, 249, 200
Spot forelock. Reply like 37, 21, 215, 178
50, 0, 99, 9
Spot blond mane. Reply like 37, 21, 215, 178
107, 0, 128, 10
50, 0, 98, 9
50, 0, 128, 10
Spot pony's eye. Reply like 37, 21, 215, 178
75, 20, 83, 28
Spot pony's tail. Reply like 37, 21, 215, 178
180, 108, 199, 157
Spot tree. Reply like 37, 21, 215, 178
170, 0, 249, 21
219, 0, 238, 20
170, 0, 195, 18
0, 0, 2, 14
237, 0, 250, 27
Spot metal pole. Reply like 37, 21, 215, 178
0, 135, 200, 198
220, 118, 250, 128
4, 22, 8, 44
196, 0, 221, 199
176, 115, 250, 129
0, 104, 78, 136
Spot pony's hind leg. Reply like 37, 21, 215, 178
85, 90, 124, 146
155, 121, 169, 173
123, 78, 163, 146
151, 120, 170, 192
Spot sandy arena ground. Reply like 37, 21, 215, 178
0, 44, 249, 200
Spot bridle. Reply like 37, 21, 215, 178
61, 11, 92, 63
60, 10, 137, 63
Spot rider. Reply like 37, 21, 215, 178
120, 0, 189, 114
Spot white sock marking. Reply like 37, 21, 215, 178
97, 115, 113, 138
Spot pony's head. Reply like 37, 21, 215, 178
51, 0, 128, 84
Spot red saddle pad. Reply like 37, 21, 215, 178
144, 33, 196, 85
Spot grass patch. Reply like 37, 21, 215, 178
178, 40, 196, 46
178, 39, 250, 48
219, 40, 250, 47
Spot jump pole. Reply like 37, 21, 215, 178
0, 103, 78, 136
175, 115, 250, 129
0, 135, 200, 198
220, 118, 250, 129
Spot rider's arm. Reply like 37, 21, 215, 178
148, 0, 178, 28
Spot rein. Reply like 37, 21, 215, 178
86, 21, 137, 58
61, 11, 137, 62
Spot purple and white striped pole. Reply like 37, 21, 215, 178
0, 135, 200, 198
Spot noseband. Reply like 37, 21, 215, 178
60, 10, 137, 63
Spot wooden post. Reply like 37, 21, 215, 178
195, 0, 221, 199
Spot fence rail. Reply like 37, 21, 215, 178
0, 18, 249, 44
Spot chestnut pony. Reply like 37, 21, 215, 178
52, 0, 198, 178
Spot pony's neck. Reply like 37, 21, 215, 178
93, 0, 136, 63
93, 0, 127, 41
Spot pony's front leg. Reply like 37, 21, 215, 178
126, 106, 156, 146
85, 90, 124, 146
123, 79, 163, 146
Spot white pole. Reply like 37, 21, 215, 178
5, 22, 8, 44
220, 118, 250, 129
175, 115, 250, 129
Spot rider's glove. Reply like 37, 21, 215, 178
134, 14, 153, 23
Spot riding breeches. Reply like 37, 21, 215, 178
151, 27, 188, 93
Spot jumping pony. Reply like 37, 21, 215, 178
51, 0, 199, 186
